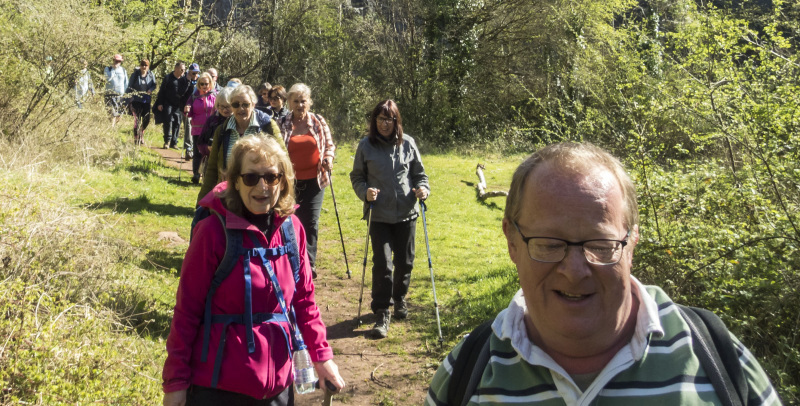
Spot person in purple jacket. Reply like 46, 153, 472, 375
184, 73, 217, 184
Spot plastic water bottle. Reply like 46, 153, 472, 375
293, 348, 318, 394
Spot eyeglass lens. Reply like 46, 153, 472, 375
231, 102, 251, 109
527, 238, 624, 265
241, 173, 282, 187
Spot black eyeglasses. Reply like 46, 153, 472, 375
241, 172, 283, 187
512, 222, 629, 265
231, 102, 251, 109
377, 116, 395, 124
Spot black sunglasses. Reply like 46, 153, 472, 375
231, 101, 251, 109
241, 172, 283, 186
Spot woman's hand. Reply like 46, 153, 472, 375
163, 389, 187, 406
183, 105, 191, 115
413, 187, 428, 201
366, 188, 380, 202
313, 360, 346, 393
323, 158, 333, 172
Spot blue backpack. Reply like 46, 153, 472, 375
193, 208, 306, 388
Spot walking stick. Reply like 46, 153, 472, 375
327, 168, 352, 278
356, 203, 373, 327
420, 200, 444, 344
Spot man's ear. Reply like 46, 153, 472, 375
630, 224, 640, 248
502, 218, 519, 263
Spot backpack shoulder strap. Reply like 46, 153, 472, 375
200, 210, 245, 363
678, 304, 747, 406
448, 319, 494, 406
279, 216, 301, 284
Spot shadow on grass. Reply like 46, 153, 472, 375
142, 249, 184, 276
326, 317, 372, 340
460, 180, 503, 211
113, 161, 160, 176
86, 194, 195, 217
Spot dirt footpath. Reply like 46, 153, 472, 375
152, 143, 438, 405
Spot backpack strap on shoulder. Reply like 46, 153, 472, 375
280, 217, 301, 284
200, 211, 244, 363
448, 319, 494, 406
678, 305, 747, 406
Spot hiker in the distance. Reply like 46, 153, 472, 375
206, 68, 221, 92
162, 136, 345, 405
197, 84, 281, 202
103, 54, 128, 128
194, 87, 234, 184
265, 85, 289, 122
184, 72, 216, 184
126, 58, 156, 145
349, 99, 429, 339
182, 63, 201, 160
74, 59, 94, 109
426, 142, 780, 405
155, 61, 191, 150
255, 82, 272, 113
278, 83, 335, 279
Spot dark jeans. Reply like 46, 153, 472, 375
369, 220, 415, 313
187, 384, 292, 406
191, 136, 202, 177
162, 105, 182, 147
294, 178, 324, 270
130, 101, 151, 143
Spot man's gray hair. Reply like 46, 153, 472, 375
504, 142, 639, 229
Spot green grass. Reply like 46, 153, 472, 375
0, 121, 529, 403
2, 122, 797, 403
315, 141, 523, 351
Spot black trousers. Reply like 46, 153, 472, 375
162, 105, 182, 147
294, 179, 324, 270
369, 220, 415, 313
130, 101, 151, 142
187, 384, 293, 406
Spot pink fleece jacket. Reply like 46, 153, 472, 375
186, 90, 217, 137
162, 182, 333, 399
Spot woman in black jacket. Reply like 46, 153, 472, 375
126, 59, 157, 145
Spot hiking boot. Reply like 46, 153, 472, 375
191, 174, 200, 185
184, 152, 192, 161
369, 311, 390, 339
394, 299, 408, 320
163, 143, 169, 149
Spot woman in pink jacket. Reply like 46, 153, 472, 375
184, 73, 217, 184
162, 136, 345, 405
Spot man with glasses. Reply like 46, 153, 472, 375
426, 142, 779, 405
207, 68, 221, 92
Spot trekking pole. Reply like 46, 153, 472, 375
327, 167, 352, 279
356, 203, 373, 327
420, 200, 444, 344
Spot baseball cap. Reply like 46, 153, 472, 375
113, 54, 124, 62
188, 63, 201, 72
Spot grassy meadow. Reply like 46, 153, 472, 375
0, 121, 526, 403
0, 112, 795, 404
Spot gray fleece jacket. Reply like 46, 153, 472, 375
350, 133, 430, 223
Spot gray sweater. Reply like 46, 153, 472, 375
350, 134, 430, 223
